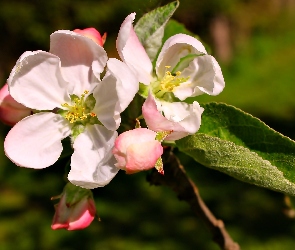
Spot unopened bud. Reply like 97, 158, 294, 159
51, 183, 96, 230
0, 84, 31, 126
113, 128, 163, 174
73, 28, 106, 46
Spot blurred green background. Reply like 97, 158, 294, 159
1, 0, 295, 249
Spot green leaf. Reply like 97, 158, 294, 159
138, 83, 149, 98
84, 93, 96, 113
171, 53, 204, 74
134, 1, 179, 62
176, 102, 295, 196
163, 19, 196, 42
87, 115, 100, 125
70, 94, 79, 102
71, 124, 85, 141
57, 108, 68, 117
63, 182, 93, 206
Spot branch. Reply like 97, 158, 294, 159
147, 148, 240, 250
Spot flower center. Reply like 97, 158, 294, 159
61, 90, 96, 124
153, 66, 189, 98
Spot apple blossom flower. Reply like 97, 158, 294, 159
51, 183, 96, 230
142, 92, 204, 141
4, 29, 138, 189
73, 28, 107, 47
117, 13, 225, 140
0, 83, 31, 126
113, 128, 163, 174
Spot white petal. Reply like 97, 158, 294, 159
156, 34, 207, 79
116, 13, 152, 84
68, 124, 119, 189
92, 59, 138, 131
142, 93, 184, 132
4, 112, 71, 169
92, 73, 119, 131
8, 51, 71, 110
142, 94, 185, 140
174, 55, 225, 100
160, 101, 204, 140
50, 30, 107, 95
107, 58, 138, 114
142, 93, 203, 141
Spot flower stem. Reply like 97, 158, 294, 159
147, 148, 240, 250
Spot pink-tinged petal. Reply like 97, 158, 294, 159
106, 58, 139, 114
116, 13, 152, 84
67, 197, 96, 230
174, 55, 225, 100
114, 128, 157, 158
126, 141, 162, 174
142, 93, 204, 140
50, 30, 107, 95
7, 51, 71, 110
4, 112, 71, 169
92, 73, 119, 131
156, 34, 207, 79
142, 93, 185, 133
73, 28, 106, 47
51, 223, 68, 230
68, 124, 119, 189
0, 84, 31, 126
160, 101, 204, 140
113, 128, 163, 174
51, 195, 72, 230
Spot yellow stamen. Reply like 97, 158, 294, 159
153, 66, 190, 98
160, 66, 189, 92
61, 90, 96, 123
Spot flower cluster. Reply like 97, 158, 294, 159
4, 27, 138, 189
117, 13, 224, 141
2, 12, 224, 230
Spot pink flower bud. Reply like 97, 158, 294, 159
51, 183, 96, 230
113, 128, 163, 174
73, 28, 107, 46
0, 84, 31, 126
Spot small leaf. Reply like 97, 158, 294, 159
70, 94, 79, 102
134, 1, 179, 62
63, 183, 92, 206
88, 116, 100, 125
138, 83, 149, 98
71, 124, 85, 141
84, 93, 96, 113
57, 109, 68, 117
176, 102, 295, 196
171, 53, 204, 74
156, 131, 172, 142
155, 157, 164, 175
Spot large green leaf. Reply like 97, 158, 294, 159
176, 102, 295, 195
134, 1, 179, 62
